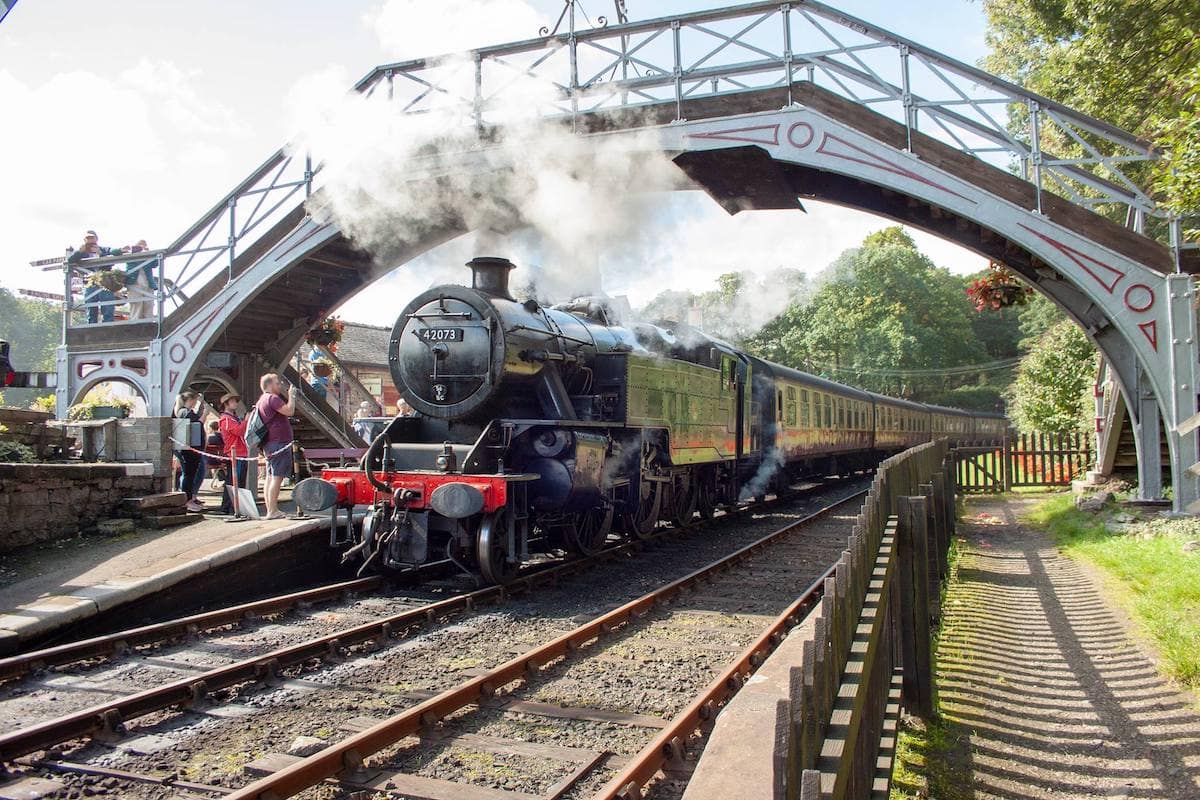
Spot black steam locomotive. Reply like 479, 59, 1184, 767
301, 257, 1005, 583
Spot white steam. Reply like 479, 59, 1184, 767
287, 0, 687, 305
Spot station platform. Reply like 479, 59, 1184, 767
0, 484, 345, 654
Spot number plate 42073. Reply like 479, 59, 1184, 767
419, 327, 463, 342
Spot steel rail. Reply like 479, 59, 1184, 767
0, 576, 381, 682
221, 492, 866, 800
0, 482, 851, 764
596, 564, 836, 799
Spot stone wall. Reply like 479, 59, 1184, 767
114, 416, 175, 482
0, 463, 159, 553
67, 416, 175, 486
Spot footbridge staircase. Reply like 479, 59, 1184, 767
55, 1, 1200, 508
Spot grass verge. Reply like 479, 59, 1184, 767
1024, 493, 1200, 690
890, 538, 975, 800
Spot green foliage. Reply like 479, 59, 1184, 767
639, 268, 810, 345
29, 394, 57, 414
0, 440, 35, 463
68, 387, 136, 420
1007, 319, 1096, 433
1026, 494, 1200, 688
0, 288, 58, 371
981, 0, 1200, 217
1016, 293, 1065, 349
921, 384, 1006, 413
0, 288, 61, 409
1153, 64, 1200, 226
748, 227, 987, 397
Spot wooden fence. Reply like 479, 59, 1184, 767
771, 440, 955, 799
955, 431, 1092, 493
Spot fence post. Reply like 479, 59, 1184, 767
896, 496, 934, 719
941, 456, 957, 539
799, 769, 821, 800
918, 483, 943, 608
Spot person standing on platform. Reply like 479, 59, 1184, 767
173, 391, 206, 512
217, 393, 248, 515
256, 373, 296, 520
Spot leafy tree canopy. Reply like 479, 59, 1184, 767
0, 288, 60, 408
1007, 318, 1097, 433
981, 0, 1200, 216
639, 267, 810, 344
748, 227, 989, 397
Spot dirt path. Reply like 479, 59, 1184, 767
935, 496, 1200, 800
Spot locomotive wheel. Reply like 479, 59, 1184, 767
563, 505, 614, 556
623, 478, 661, 540
669, 476, 697, 528
477, 509, 519, 585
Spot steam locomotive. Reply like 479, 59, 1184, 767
298, 257, 1005, 583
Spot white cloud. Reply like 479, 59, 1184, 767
0, 60, 248, 295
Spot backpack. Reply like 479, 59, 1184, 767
243, 405, 269, 450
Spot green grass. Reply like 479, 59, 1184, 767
1024, 493, 1200, 690
890, 713, 974, 800
891, 539, 976, 800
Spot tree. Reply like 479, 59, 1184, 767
981, 0, 1200, 218
1007, 319, 1096, 433
639, 268, 809, 346
749, 227, 987, 397
0, 289, 60, 408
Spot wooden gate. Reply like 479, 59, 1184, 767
955, 432, 1093, 493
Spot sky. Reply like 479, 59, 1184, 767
0, 0, 993, 325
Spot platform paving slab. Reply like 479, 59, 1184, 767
0, 486, 334, 650
934, 497, 1200, 800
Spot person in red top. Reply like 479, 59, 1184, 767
217, 393, 248, 516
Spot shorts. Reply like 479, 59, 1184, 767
265, 442, 293, 479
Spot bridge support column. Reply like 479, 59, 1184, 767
1165, 274, 1200, 512
148, 338, 166, 417
55, 344, 70, 419
1132, 366, 1163, 501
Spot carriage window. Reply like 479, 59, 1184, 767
777, 391, 783, 422
837, 398, 845, 429
785, 386, 797, 427
800, 389, 810, 427
825, 396, 832, 427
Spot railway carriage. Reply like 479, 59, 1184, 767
300, 257, 1006, 584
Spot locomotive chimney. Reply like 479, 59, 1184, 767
467, 256, 516, 300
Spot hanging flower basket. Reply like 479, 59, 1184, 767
966, 263, 1034, 311
305, 316, 346, 352
85, 268, 126, 293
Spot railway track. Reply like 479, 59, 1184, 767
222, 493, 863, 800
0, 479, 840, 685
0, 483, 863, 799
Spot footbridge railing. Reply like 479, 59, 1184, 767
353, 0, 1191, 253
60, 1, 1195, 336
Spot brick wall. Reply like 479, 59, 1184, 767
0, 463, 159, 553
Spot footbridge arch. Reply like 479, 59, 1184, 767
58, 1, 1198, 507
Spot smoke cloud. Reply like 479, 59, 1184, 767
288, 0, 688, 306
